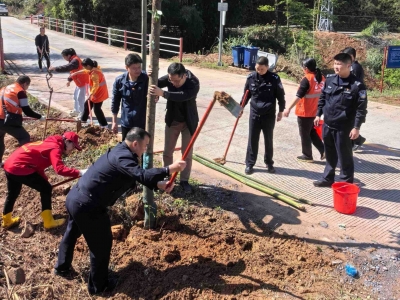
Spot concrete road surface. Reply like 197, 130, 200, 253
2, 16, 400, 248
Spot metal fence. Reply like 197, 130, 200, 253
30, 15, 183, 62
0, 18, 4, 71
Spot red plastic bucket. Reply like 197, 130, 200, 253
314, 119, 324, 140
332, 182, 360, 214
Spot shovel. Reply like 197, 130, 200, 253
166, 91, 243, 189
214, 90, 249, 165
52, 176, 80, 189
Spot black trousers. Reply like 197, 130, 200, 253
0, 120, 30, 163
322, 123, 354, 183
55, 186, 112, 295
246, 111, 275, 167
81, 100, 108, 126
297, 117, 325, 158
37, 51, 50, 69
121, 126, 132, 141
3, 171, 52, 214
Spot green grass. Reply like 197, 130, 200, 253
368, 88, 400, 98
277, 72, 297, 82
199, 62, 229, 70
169, 57, 194, 64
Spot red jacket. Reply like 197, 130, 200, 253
4, 135, 80, 180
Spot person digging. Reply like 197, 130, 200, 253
2, 132, 86, 229
54, 127, 186, 295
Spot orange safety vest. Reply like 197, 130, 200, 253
0, 83, 24, 119
70, 55, 89, 87
295, 71, 325, 117
89, 68, 108, 103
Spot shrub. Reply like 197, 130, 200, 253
360, 21, 389, 37
384, 68, 400, 88
364, 48, 383, 75
213, 35, 252, 55
364, 45, 400, 88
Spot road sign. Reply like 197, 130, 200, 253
218, 3, 228, 11
386, 46, 400, 68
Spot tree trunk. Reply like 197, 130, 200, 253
143, 0, 162, 229
274, 0, 279, 38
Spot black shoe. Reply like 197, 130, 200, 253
297, 155, 313, 162
104, 275, 119, 293
313, 180, 333, 187
267, 165, 276, 174
54, 268, 76, 278
245, 166, 254, 175
180, 181, 193, 194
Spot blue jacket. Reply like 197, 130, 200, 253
111, 71, 149, 129
73, 142, 168, 208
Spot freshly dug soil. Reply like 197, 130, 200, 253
0, 105, 398, 300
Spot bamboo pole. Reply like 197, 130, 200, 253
194, 153, 313, 206
193, 155, 306, 211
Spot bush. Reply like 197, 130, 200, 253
213, 35, 251, 55
244, 25, 288, 53
364, 48, 383, 75
384, 68, 400, 88
360, 21, 389, 37
286, 29, 322, 66
364, 45, 400, 88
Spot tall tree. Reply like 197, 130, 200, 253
143, 0, 161, 229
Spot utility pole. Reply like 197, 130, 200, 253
217, 0, 228, 66
141, 0, 147, 70
143, 0, 161, 229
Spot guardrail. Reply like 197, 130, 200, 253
0, 18, 4, 71
30, 15, 183, 62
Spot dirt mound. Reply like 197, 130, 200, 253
106, 201, 336, 299
315, 31, 367, 69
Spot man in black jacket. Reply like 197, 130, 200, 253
241, 56, 286, 175
149, 63, 199, 193
54, 127, 186, 295
35, 27, 50, 71
313, 53, 368, 187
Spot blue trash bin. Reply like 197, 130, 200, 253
244, 46, 259, 70
231, 46, 245, 67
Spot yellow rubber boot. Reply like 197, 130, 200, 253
40, 210, 65, 229
2, 213, 20, 229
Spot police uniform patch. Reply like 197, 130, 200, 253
278, 82, 283, 89
359, 90, 367, 99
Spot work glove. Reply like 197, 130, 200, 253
79, 169, 88, 176
39, 116, 46, 122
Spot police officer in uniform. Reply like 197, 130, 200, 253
54, 127, 186, 295
241, 56, 285, 175
313, 53, 367, 187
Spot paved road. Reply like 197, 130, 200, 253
2, 17, 400, 248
